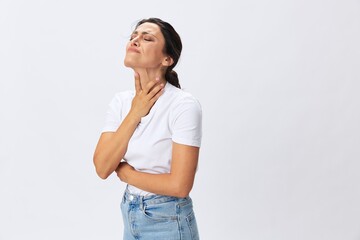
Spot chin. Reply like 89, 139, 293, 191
124, 58, 136, 68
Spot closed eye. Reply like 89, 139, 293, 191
129, 31, 155, 41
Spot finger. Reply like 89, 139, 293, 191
147, 83, 164, 100
149, 86, 165, 105
143, 77, 160, 94
134, 72, 142, 94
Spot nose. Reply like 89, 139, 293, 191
130, 37, 139, 47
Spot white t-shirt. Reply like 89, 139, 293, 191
102, 81, 202, 195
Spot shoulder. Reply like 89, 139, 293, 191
166, 84, 202, 147
166, 83, 202, 118
166, 83, 202, 109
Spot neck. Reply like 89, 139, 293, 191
133, 68, 167, 89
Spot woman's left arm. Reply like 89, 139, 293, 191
116, 142, 199, 198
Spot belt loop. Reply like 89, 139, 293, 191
140, 196, 144, 211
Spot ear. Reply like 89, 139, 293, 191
162, 56, 174, 67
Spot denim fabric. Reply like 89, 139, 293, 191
120, 189, 199, 240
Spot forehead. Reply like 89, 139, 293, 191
135, 22, 162, 36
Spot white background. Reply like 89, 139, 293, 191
1, 0, 360, 239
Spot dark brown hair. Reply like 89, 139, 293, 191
135, 18, 182, 88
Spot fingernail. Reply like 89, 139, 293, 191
156, 77, 160, 81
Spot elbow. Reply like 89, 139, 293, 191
96, 169, 110, 180
175, 190, 191, 198
176, 192, 190, 198
93, 155, 111, 180
173, 184, 192, 198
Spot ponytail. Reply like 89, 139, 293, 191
165, 69, 181, 89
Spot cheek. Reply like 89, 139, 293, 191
146, 48, 165, 62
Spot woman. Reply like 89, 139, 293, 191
93, 18, 202, 240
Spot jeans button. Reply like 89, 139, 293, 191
129, 195, 134, 201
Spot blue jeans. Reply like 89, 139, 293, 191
121, 189, 200, 240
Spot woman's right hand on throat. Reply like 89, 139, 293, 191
129, 72, 164, 121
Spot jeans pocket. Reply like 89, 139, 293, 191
141, 202, 178, 222
186, 211, 199, 240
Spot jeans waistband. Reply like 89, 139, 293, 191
123, 187, 190, 205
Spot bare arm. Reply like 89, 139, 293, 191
93, 115, 140, 179
93, 73, 164, 179
116, 142, 199, 198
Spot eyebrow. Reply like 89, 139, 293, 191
132, 30, 158, 39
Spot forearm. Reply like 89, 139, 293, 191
93, 111, 140, 179
123, 170, 193, 198
117, 143, 199, 197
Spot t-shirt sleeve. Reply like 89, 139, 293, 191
171, 97, 202, 147
101, 94, 122, 133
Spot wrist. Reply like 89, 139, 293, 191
124, 167, 135, 183
127, 110, 142, 125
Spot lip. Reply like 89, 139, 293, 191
127, 47, 140, 53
